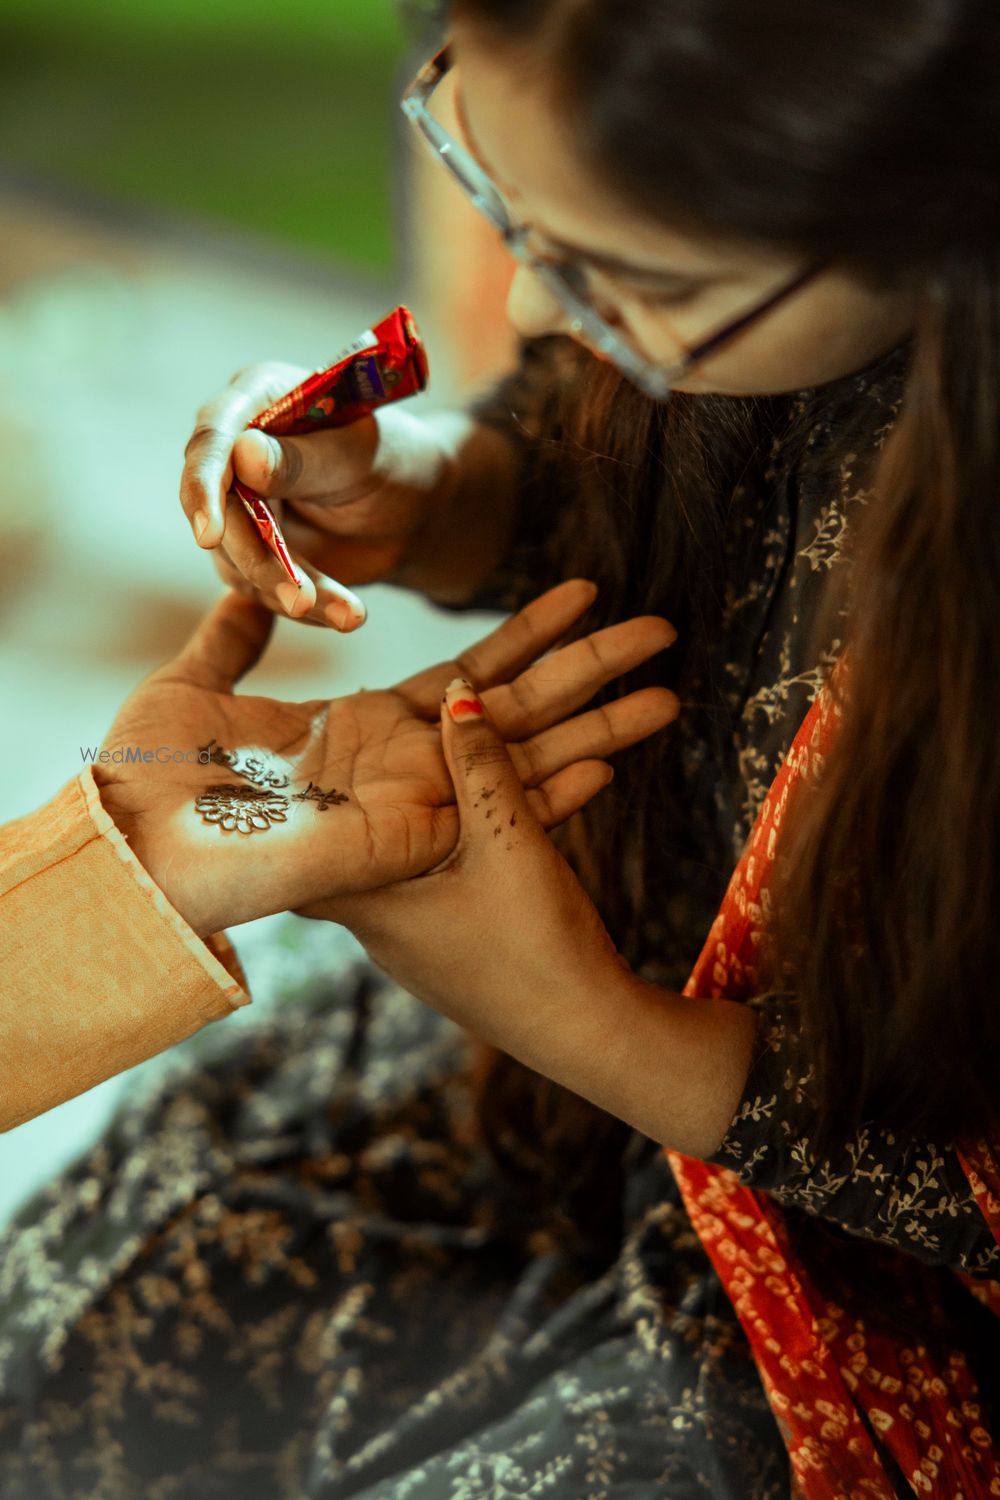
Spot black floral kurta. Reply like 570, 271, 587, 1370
464, 334, 999, 1282
0, 336, 994, 1499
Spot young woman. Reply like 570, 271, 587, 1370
2, 1, 998, 1496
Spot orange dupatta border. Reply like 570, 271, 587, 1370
666, 665, 1000, 1499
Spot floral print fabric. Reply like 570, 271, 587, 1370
666, 671, 1000, 1495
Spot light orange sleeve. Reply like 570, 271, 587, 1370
0, 764, 251, 1132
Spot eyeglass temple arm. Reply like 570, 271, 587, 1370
683, 259, 830, 366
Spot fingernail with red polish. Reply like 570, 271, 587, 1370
444, 676, 484, 722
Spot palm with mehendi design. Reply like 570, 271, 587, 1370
94, 582, 678, 936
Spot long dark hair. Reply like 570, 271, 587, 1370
440, 0, 1000, 1255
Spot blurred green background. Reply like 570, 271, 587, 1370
0, 0, 418, 272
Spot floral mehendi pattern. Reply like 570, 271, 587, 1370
194, 743, 351, 830
193, 783, 290, 834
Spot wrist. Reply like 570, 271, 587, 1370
94, 774, 215, 939
388, 414, 521, 603
384, 439, 464, 594
517, 964, 760, 1161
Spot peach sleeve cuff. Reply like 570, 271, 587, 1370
0, 765, 250, 1132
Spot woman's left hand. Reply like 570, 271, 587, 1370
298, 675, 638, 1062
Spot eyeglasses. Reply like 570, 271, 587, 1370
401, 41, 828, 400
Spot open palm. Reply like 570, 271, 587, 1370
95, 583, 678, 936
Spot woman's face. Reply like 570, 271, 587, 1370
450, 22, 918, 396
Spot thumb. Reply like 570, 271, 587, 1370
234, 420, 377, 503
164, 590, 275, 693
440, 676, 535, 859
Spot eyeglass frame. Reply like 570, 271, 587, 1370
401, 40, 829, 401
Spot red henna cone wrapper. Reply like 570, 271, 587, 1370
233, 305, 429, 584
236, 493, 300, 583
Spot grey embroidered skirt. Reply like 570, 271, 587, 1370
0, 955, 790, 1499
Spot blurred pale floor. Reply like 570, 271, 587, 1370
0, 186, 507, 1228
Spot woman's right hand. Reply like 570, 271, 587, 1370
180, 360, 463, 632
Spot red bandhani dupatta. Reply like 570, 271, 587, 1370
667, 665, 1000, 1498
